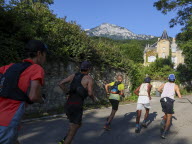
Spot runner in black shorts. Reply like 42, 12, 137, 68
58, 61, 97, 144
104, 75, 125, 130
109, 99, 119, 111
158, 74, 182, 139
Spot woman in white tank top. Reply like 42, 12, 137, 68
134, 77, 152, 133
137, 83, 150, 104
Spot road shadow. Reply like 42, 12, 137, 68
146, 111, 158, 127
19, 110, 189, 144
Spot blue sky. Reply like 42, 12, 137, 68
50, 0, 182, 37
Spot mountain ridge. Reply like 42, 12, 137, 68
85, 23, 155, 40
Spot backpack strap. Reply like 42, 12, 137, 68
0, 62, 33, 104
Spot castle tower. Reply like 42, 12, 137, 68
156, 30, 170, 58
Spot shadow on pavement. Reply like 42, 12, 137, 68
19, 110, 189, 144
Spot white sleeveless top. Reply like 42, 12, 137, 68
139, 83, 149, 96
161, 82, 175, 100
137, 83, 150, 104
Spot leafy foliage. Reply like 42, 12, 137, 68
154, 0, 192, 85
1, 1, 187, 92
154, 0, 192, 27
177, 19, 192, 69
144, 58, 175, 80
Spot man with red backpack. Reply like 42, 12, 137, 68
0, 40, 47, 144
104, 75, 125, 130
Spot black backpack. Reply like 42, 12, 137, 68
110, 81, 121, 94
69, 72, 88, 99
0, 62, 33, 104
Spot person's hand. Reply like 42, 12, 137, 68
149, 96, 152, 100
120, 93, 125, 97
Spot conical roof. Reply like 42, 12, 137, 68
160, 30, 169, 40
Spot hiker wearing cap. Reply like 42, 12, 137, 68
104, 75, 125, 130
58, 61, 97, 144
0, 40, 47, 144
158, 74, 182, 139
134, 77, 152, 133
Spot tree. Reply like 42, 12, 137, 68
154, 0, 192, 84
154, 0, 192, 27
20, 0, 54, 5
8, 0, 54, 5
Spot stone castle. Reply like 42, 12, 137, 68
143, 30, 184, 68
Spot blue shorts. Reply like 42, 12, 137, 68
0, 102, 25, 144
0, 125, 19, 144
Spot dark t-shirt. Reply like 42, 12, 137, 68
67, 72, 88, 107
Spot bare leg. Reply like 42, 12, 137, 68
64, 123, 81, 144
164, 114, 172, 131
107, 109, 117, 124
162, 114, 167, 129
144, 108, 149, 121
136, 110, 142, 124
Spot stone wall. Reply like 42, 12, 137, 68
25, 61, 131, 114
150, 80, 165, 96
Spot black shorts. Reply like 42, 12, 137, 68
65, 105, 83, 125
109, 99, 119, 110
160, 97, 175, 114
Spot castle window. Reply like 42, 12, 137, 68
148, 56, 156, 62
172, 57, 177, 63
162, 52, 165, 58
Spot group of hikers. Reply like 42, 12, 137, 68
0, 40, 182, 144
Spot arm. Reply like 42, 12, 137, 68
119, 90, 124, 97
87, 77, 96, 102
58, 74, 75, 91
134, 85, 141, 96
105, 84, 111, 94
175, 85, 182, 99
158, 84, 165, 93
28, 80, 44, 103
148, 84, 152, 100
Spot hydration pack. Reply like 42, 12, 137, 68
0, 62, 33, 104
69, 72, 88, 99
110, 81, 121, 94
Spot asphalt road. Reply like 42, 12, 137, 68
19, 96, 192, 144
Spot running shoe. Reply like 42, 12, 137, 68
135, 125, 140, 133
104, 123, 111, 131
160, 121, 165, 134
161, 131, 167, 139
142, 122, 147, 128
58, 139, 64, 144
58, 136, 66, 144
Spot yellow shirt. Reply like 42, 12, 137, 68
109, 82, 124, 101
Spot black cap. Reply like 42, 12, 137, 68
26, 40, 48, 54
144, 77, 151, 83
80, 61, 91, 70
